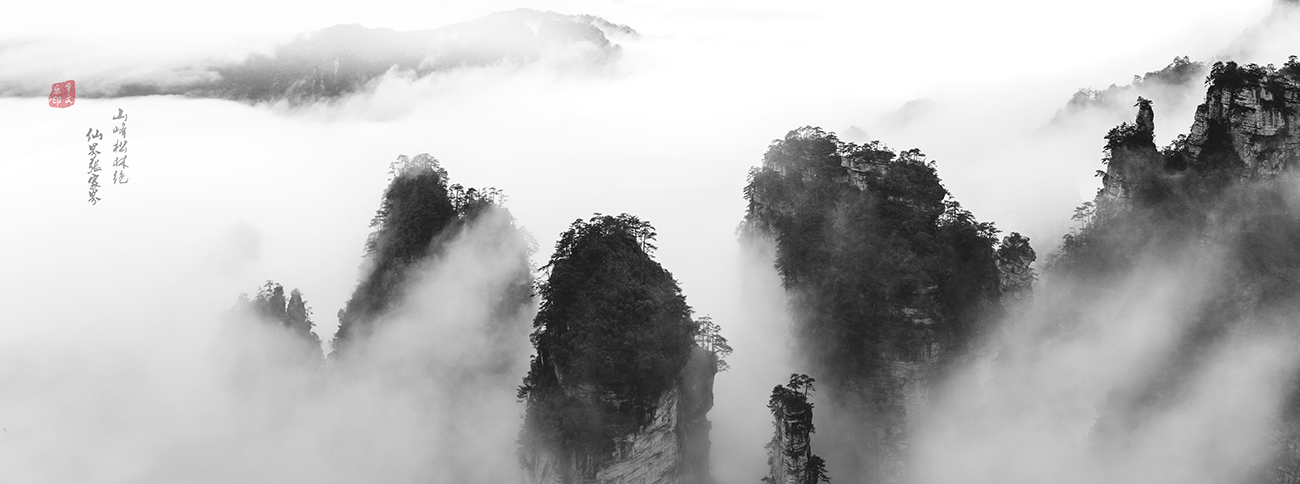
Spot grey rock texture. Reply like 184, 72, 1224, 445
1097, 64, 1300, 220
1186, 75, 1300, 178
523, 348, 716, 484
764, 401, 810, 484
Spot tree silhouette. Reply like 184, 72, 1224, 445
693, 316, 733, 372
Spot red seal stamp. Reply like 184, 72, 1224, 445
49, 80, 76, 108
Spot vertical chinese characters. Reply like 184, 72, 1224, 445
83, 108, 132, 204
86, 128, 102, 204
111, 109, 128, 184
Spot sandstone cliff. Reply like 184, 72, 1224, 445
522, 347, 717, 484
1097, 60, 1300, 218
1186, 65, 1300, 178
763, 375, 826, 484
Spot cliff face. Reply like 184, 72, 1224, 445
1186, 70, 1300, 178
763, 375, 827, 484
1094, 62, 1300, 221
824, 338, 940, 484
1188, 63, 1300, 484
523, 348, 716, 484
766, 411, 804, 484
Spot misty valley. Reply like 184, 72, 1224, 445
7, 3, 1300, 484
206, 56, 1300, 484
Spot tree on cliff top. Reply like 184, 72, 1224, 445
764, 374, 830, 484
694, 315, 733, 372
517, 213, 705, 471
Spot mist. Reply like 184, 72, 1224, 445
2, 1, 1296, 483
905, 226, 1300, 484
0, 203, 534, 481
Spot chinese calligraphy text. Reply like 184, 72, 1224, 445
112, 109, 129, 185
86, 128, 102, 204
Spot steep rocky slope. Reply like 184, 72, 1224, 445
742, 128, 1034, 483
1186, 63, 1300, 177
523, 348, 716, 484
517, 215, 720, 484
1091, 60, 1300, 222
762, 375, 828, 484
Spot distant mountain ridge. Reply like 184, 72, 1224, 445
1044, 0, 1299, 133
1045, 56, 1207, 132
2, 9, 634, 104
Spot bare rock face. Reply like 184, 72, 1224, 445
764, 397, 810, 484
763, 375, 827, 484
527, 390, 683, 484
1185, 71, 1300, 178
523, 348, 717, 484
595, 390, 685, 483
